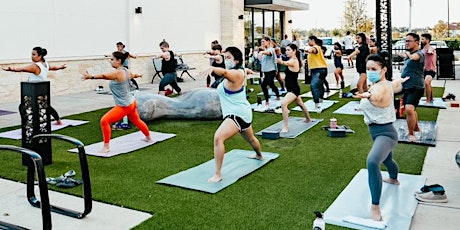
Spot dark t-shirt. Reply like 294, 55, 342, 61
402, 50, 425, 89
356, 45, 370, 74
162, 51, 176, 74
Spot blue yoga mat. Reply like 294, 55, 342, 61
333, 101, 364, 115
324, 169, 426, 230
418, 97, 446, 109
157, 149, 279, 193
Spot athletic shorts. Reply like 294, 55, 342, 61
346, 49, 354, 56
424, 70, 436, 78
403, 88, 424, 108
224, 115, 251, 132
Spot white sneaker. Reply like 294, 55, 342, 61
415, 191, 448, 203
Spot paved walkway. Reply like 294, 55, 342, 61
0, 62, 459, 229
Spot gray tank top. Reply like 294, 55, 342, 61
361, 81, 396, 125
109, 68, 134, 106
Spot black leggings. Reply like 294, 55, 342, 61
19, 103, 60, 122
262, 70, 280, 102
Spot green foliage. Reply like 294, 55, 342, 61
446, 39, 460, 50
0, 86, 443, 229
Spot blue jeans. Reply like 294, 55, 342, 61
310, 68, 327, 103
159, 72, 181, 93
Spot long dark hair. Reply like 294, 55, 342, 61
224, 46, 243, 69
288, 43, 302, 70
357, 33, 367, 45
33, 47, 47, 61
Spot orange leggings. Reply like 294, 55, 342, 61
100, 101, 150, 143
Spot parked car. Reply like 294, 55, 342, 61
318, 37, 341, 59
430, 40, 448, 48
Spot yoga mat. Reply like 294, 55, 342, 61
68, 131, 175, 157
0, 110, 16, 116
418, 97, 447, 109
333, 101, 364, 115
324, 169, 426, 230
329, 82, 350, 90
255, 117, 323, 138
251, 96, 283, 112
300, 90, 338, 98
156, 149, 279, 193
257, 88, 287, 96
0, 119, 89, 140
393, 119, 437, 146
291, 100, 338, 113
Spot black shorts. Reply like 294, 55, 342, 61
224, 115, 251, 132
424, 70, 436, 78
403, 88, 424, 108
346, 49, 354, 55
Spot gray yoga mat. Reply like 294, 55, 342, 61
255, 117, 323, 138
68, 131, 175, 157
251, 96, 283, 112
418, 97, 447, 109
291, 100, 338, 113
324, 169, 426, 230
300, 90, 338, 98
0, 119, 89, 140
393, 119, 437, 146
257, 87, 287, 96
156, 149, 279, 194
333, 101, 364, 115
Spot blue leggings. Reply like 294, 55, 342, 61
159, 72, 181, 93
367, 123, 399, 205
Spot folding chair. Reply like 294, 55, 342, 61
151, 58, 163, 83
175, 56, 196, 81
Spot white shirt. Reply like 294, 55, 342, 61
343, 35, 354, 50
28, 61, 49, 81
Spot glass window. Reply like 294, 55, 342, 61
264, 10, 273, 38
274, 12, 281, 43
253, 8, 263, 47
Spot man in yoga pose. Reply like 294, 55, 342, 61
354, 54, 409, 221
276, 43, 311, 132
201, 46, 263, 183
396, 33, 425, 142
82, 51, 151, 153
3, 46, 66, 125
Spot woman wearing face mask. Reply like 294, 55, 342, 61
353, 54, 409, 222
201, 46, 263, 183
276, 44, 311, 132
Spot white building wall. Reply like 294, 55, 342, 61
0, 0, 223, 103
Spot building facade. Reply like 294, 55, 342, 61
0, 0, 307, 103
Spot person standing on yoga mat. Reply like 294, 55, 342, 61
81, 51, 151, 153
154, 39, 182, 96
276, 43, 311, 132
354, 54, 409, 221
306, 36, 328, 110
258, 36, 280, 107
201, 46, 263, 183
2, 46, 66, 125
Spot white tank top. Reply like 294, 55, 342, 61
28, 61, 49, 81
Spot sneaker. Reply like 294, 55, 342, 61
165, 88, 173, 96
415, 191, 448, 203
415, 184, 445, 195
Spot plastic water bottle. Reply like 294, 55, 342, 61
339, 89, 342, 98
313, 211, 325, 230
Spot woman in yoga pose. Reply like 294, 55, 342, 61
354, 54, 409, 221
276, 43, 311, 132
82, 51, 151, 153
201, 46, 263, 183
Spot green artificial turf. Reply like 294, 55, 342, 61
0, 85, 443, 229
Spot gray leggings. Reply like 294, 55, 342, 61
367, 123, 399, 205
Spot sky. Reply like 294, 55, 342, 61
291, 0, 460, 30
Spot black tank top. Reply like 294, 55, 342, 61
162, 51, 176, 74
211, 55, 225, 78
284, 67, 300, 94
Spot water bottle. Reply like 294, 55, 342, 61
339, 89, 342, 98
313, 211, 325, 230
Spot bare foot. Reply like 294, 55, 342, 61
275, 97, 281, 101
142, 136, 152, 142
247, 154, 264, 160
304, 118, 312, 123
98, 146, 110, 154
207, 174, 222, 183
383, 178, 400, 185
54, 120, 63, 125
280, 127, 289, 133
370, 204, 382, 221
409, 135, 418, 142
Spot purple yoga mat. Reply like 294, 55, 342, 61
0, 110, 16, 116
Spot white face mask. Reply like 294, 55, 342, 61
225, 59, 236, 70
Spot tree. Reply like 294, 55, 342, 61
432, 20, 448, 39
331, 29, 342, 37
342, 0, 373, 35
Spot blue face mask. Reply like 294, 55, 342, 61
225, 59, 236, 70
367, 70, 382, 83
